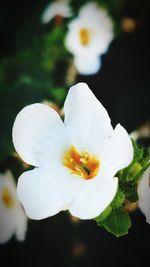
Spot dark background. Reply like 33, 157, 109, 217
0, 1, 150, 267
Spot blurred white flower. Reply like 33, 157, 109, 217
138, 166, 150, 224
65, 2, 114, 75
130, 122, 150, 141
0, 171, 27, 244
42, 0, 72, 24
12, 82, 133, 220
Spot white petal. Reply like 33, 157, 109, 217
12, 103, 68, 167
42, 0, 72, 24
17, 167, 73, 220
0, 171, 17, 197
129, 130, 139, 141
64, 82, 113, 153
14, 205, 27, 241
6, 170, 28, 241
101, 124, 133, 176
0, 205, 16, 244
79, 2, 101, 18
74, 55, 101, 75
138, 167, 150, 224
0, 173, 22, 244
69, 175, 118, 219
79, 3, 113, 34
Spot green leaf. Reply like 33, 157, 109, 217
95, 205, 112, 223
120, 182, 138, 202
95, 189, 125, 224
125, 162, 143, 182
42, 25, 68, 73
51, 87, 67, 105
98, 207, 131, 237
132, 139, 144, 162
111, 188, 125, 209
117, 140, 150, 183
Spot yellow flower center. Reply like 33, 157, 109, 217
2, 187, 15, 209
79, 28, 91, 46
63, 146, 100, 180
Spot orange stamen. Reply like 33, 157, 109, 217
2, 188, 15, 208
79, 28, 90, 46
63, 146, 100, 180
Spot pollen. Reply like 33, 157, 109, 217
2, 187, 15, 209
63, 146, 100, 180
79, 28, 91, 46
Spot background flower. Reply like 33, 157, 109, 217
138, 166, 150, 224
0, 171, 27, 244
65, 2, 114, 75
41, 0, 72, 24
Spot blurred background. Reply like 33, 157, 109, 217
0, 0, 150, 266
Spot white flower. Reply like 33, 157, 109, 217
12, 82, 133, 220
65, 2, 114, 75
42, 0, 72, 24
138, 166, 150, 224
130, 122, 150, 141
0, 171, 27, 244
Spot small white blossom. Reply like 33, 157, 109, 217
42, 0, 72, 24
130, 122, 150, 141
12, 82, 133, 220
0, 171, 27, 244
138, 166, 150, 224
65, 2, 114, 75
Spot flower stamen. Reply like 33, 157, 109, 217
79, 28, 90, 46
63, 146, 100, 180
2, 187, 15, 208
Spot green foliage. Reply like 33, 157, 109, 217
95, 140, 150, 236
118, 140, 150, 183
41, 25, 69, 73
0, 22, 69, 163
119, 182, 138, 202
98, 207, 131, 237
111, 188, 125, 209
95, 206, 112, 223
51, 87, 67, 105
117, 140, 150, 203
95, 188, 125, 233
95, 188, 127, 237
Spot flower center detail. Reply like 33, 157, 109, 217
63, 146, 100, 180
79, 28, 90, 46
2, 188, 15, 209
55, 15, 63, 25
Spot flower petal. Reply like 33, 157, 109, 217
0, 173, 17, 244
0, 205, 16, 244
17, 167, 73, 220
69, 176, 118, 219
138, 167, 150, 224
74, 55, 101, 75
14, 206, 27, 241
64, 83, 113, 153
42, 0, 72, 24
101, 124, 133, 176
12, 103, 68, 167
